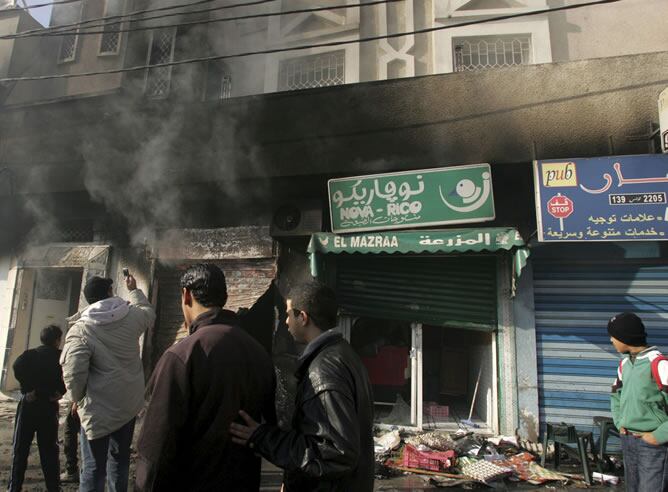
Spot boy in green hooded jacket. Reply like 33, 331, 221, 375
609, 311, 668, 492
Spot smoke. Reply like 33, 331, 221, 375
80, 104, 187, 245
65, 0, 286, 247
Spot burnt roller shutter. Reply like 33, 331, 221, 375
534, 260, 668, 437
152, 259, 276, 365
336, 255, 497, 331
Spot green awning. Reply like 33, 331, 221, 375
308, 227, 525, 255
308, 227, 530, 297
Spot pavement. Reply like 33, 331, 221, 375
0, 399, 623, 491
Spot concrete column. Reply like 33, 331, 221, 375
513, 261, 540, 441
497, 255, 519, 435
359, 0, 381, 82
413, 0, 434, 76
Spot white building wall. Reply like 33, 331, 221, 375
0, 257, 16, 393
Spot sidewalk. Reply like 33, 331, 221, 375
0, 399, 623, 491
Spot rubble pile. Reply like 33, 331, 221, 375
373, 428, 585, 488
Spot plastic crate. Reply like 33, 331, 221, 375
402, 444, 455, 472
423, 401, 449, 421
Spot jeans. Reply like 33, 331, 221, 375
79, 418, 135, 492
621, 433, 668, 492
8, 397, 60, 492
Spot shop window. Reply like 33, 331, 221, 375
453, 34, 532, 72
278, 50, 345, 91
350, 317, 415, 427
344, 316, 496, 431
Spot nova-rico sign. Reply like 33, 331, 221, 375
328, 164, 496, 233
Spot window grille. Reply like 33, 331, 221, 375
278, 50, 345, 91
99, 0, 123, 55
100, 23, 121, 54
203, 60, 232, 100
145, 28, 176, 98
55, 1, 83, 63
453, 35, 531, 72
221, 75, 232, 99
48, 220, 94, 243
58, 34, 78, 62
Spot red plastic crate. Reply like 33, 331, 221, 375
423, 401, 449, 421
402, 444, 455, 472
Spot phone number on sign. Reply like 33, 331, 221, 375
609, 193, 666, 205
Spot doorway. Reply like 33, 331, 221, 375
422, 325, 495, 431
4, 268, 83, 392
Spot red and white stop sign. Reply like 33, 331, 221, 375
547, 194, 574, 219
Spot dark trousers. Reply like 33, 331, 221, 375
8, 397, 60, 492
621, 433, 668, 492
64, 407, 81, 474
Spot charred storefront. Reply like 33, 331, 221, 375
1, 51, 667, 442
305, 166, 531, 434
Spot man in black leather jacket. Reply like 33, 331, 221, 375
231, 280, 374, 492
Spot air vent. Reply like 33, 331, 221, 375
270, 201, 322, 237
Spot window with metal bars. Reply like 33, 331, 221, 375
278, 50, 345, 91
145, 28, 176, 98
55, 1, 83, 63
203, 60, 232, 100
99, 0, 123, 56
49, 220, 94, 243
453, 34, 532, 72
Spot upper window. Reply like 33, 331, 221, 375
453, 34, 532, 72
145, 28, 176, 98
58, 34, 79, 63
99, 0, 123, 56
278, 50, 345, 91
203, 60, 232, 101
54, 1, 83, 63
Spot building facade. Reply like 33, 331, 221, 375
1, 0, 667, 438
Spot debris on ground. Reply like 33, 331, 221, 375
374, 429, 402, 455
373, 427, 618, 488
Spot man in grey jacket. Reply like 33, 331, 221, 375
61, 274, 155, 492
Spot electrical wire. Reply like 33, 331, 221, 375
6, 0, 279, 39
0, 0, 277, 39
5, 0, 85, 11
0, 0, 622, 83
5, 0, 401, 40
4, 0, 257, 13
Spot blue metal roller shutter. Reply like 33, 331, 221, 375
534, 260, 668, 439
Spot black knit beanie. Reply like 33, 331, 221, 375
607, 312, 647, 347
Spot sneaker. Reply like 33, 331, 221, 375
60, 471, 79, 483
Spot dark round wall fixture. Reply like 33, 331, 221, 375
273, 205, 301, 232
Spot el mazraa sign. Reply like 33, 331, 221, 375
328, 164, 495, 233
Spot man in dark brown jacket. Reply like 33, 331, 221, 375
135, 263, 276, 491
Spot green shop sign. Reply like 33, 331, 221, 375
328, 164, 495, 233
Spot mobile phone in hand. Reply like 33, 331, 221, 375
122, 268, 130, 277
